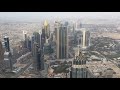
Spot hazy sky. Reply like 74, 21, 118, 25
0, 12, 120, 21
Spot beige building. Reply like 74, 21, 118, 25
80, 28, 90, 49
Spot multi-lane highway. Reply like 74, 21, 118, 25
10, 59, 33, 78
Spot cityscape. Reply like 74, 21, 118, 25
1, 12, 120, 78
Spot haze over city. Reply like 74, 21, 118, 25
1, 12, 120, 78
0, 12, 120, 22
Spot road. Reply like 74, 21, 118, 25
90, 51, 120, 77
10, 59, 33, 78
46, 58, 74, 63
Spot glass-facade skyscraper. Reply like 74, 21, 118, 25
4, 36, 10, 52
55, 23, 68, 59
70, 48, 88, 78
80, 28, 90, 49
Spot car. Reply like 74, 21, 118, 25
12, 70, 17, 74
12, 68, 21, 74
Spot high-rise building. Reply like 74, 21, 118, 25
23, 31, 31, 50
44, 20, 50, 39
49, 32, 53, 42
73, 24, 75, 34
70, 46, 88, 78
3, 36, 12, 70
31, 35, 35, 56
3, 36, 13, 71
80, 28, 90, 49
24, 35, 32, 51
39, 30, 44, 71
4, 36, 10, 52
32, 30, 44, 71
23, 31, 28, 48
0, 41, 4, 61
80, 22, 82, 28
33, 42, 38, 70
33, 32, 40, 47
4, 51, 12, 71
55, 23, 68, 59
64, 21, 69, 26
34, 43, 44, 71
41, 28, 46, 45
44, 43, 53, 55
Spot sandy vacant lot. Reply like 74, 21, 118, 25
101, 32, 120, 39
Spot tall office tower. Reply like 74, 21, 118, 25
34, 43, 41, 71
23, 31, 28, 48
0, 41, 4, 61
31, 35, 35, 56
41, 27, 46, 45
34, 43, 44, 71
49, 32, 53, 42
54, 21, 62, 40
32, 42, 37, 58
44, 43, 53, 55
32, 32, 41, 57
33, 42, 38, 70
28, 36, 32, 51
39, 29, 44, 70
80, 22, 82, 28
73, 23, 75, 35
44, 20, 50, 39
32, 30, 44, 71
4, 51, 12, 71
70, 45, 88, 78
75, 22, 78, 29
80, 28, 90, 49
56, 23, 68, 59
64, 21, 69, 26
3, 36, 13, 71
33, 32, 40, 47
54, 22, 58, 41
4, 36, 10, 52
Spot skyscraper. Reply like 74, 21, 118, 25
80, 28, 90, 49
4, 51, 12, 71
55, 23, 68, 59
28, 36, 32, 51
80, 22, 82, 28
39, 30, 44, 70
73, 24, 75, 34
44, 43, 53, 55
33, 32, 40, 47
64, 21, 69, 26
3, 36, 13, 71
70, 47, 88, 78
31, 35, 35, 56
44, 20, 50, 39
34, 42, 44, 71
41, 28, 46, 47
32, 30, 44, 71
0, 41, 4, 61
4, 36, 10, 52
23, 31, 28, 48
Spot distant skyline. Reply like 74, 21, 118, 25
0, 12, 120, 22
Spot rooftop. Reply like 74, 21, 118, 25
4, 52, 10, 55
87, 61, 120, 78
